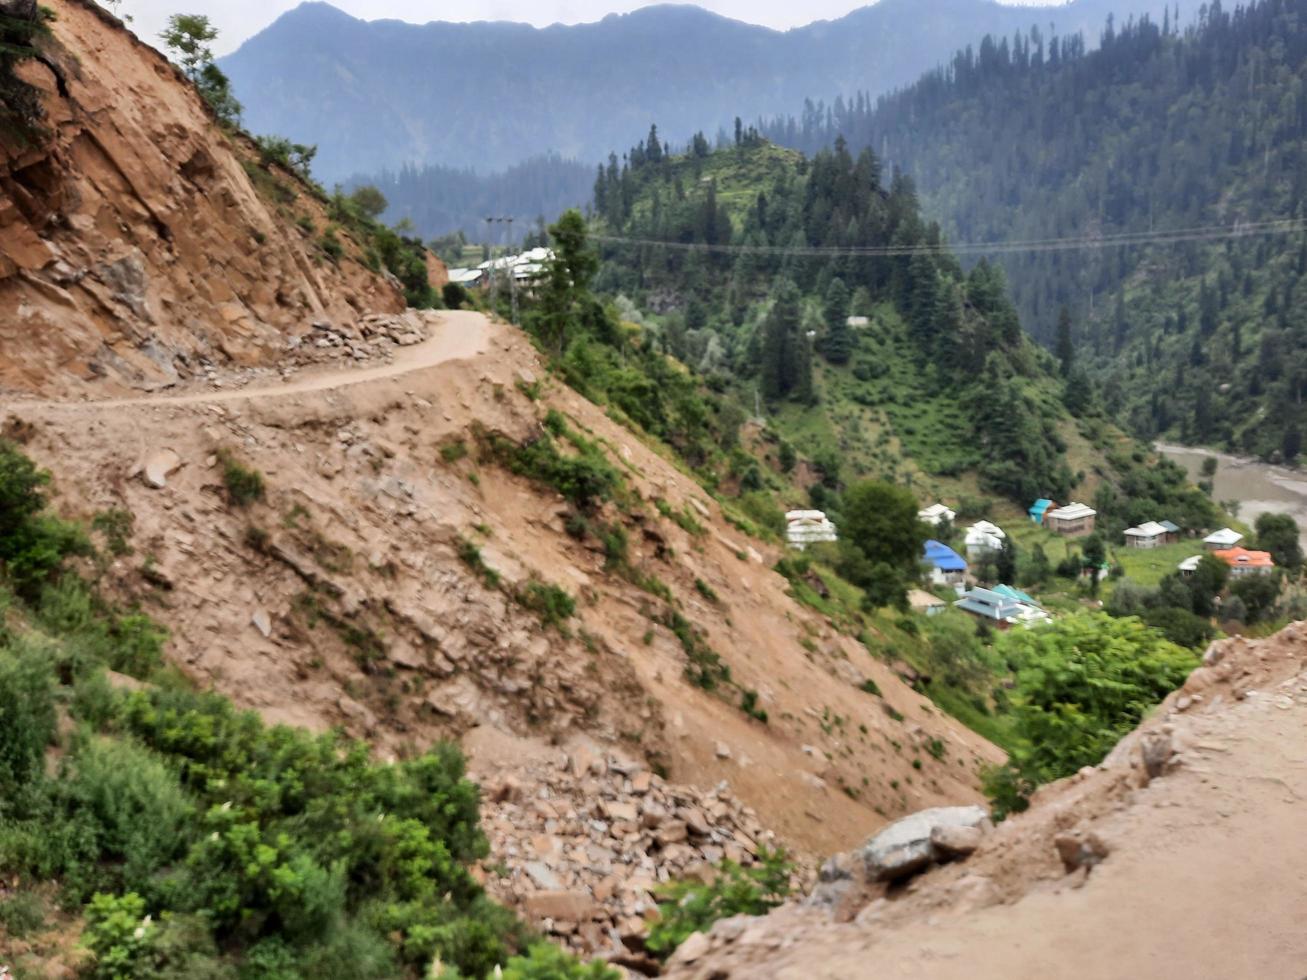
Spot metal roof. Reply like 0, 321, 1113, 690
1048, 502, 1097, 521
924, 539, 967, 571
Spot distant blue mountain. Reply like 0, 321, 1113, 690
222, 0, 1201, 182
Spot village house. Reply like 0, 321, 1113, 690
954, 586, 1051, 629
923, 539, 968, 588
1028, 498, 1055, 524
918, 503, 956, 527
1204, 527, 1244, 550
785, 510, 838, 550
1212, 547, 1276, 577
964, 520, 1006, 559
908, 589, 948, 616
1123, 520, 1180, 549
1044, 502, 1097, 536
1178, 554, 1203, 577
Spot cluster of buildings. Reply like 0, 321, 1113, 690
785, 495, 1275, 630
917, 507, 1052, 628
447, 246, 555, 290
1176, 527, 1276, 577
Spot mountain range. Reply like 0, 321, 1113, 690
221, 0, 1200, 183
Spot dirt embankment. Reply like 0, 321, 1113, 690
0, 0, 404, 397
667, 625, 1307, 979
7, 309, 1003, 953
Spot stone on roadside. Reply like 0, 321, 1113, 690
142, 448, 182, 488
930, 823, 983, 859
860, 805, 990, 882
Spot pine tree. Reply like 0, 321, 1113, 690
1055, 305, 1075, 376
822, 277, 853, 364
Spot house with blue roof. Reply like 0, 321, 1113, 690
923, 539, 967, 588
1029, 499, 1055, 524
955, 586, 1052, 629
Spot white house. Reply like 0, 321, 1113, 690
1178, 554, 1203, 576
965, 520, 1006, 558
1045, 502, 1097, 536
786, 510, 838, 550
918, 503, 957, 527
1204, 528, 1244, 550
447, 268, 484, 286
846, 315, 870, 328
1124, 521, 1169, 549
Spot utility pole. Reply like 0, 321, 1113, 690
506, 216, 518, 324
483, 216, 496, 310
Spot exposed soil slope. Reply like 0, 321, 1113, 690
5, 309, 1003, 951
0, 0, 403, 397
668, 625, 1307, 979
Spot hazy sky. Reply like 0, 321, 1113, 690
118, 0, 1070, 56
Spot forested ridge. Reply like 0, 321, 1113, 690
755, 0, 1307, 460
591, 129, 1077, 504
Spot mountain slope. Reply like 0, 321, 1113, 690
757, 0, 1307, 458
0, 0, 410, 398
0, 5, 1013, 969
220, 0, 1201, 182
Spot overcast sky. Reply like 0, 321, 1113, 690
117, 0, 1070, 56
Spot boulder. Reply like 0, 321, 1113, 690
860, 805, 990, 882
142, 448, 181, 488
1054, 831, 1110, 873
930, 823, 984, 859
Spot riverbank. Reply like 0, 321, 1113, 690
1157, 443, 1307, 550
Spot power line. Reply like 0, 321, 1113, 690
592, 216, 1307, 259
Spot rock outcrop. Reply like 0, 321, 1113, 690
0, 0, 405, 397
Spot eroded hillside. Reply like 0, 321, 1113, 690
0, 1, 1006, 966
0, 0, 404, 397
6, 308, 1005, 954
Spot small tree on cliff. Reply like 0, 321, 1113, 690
160, 14, 241, 125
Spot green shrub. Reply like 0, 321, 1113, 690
516, 580, 576, 630
646, 849, 793, 959
994, 613, 1196, 788
0, 890, 44, 937
218, 452, 265, 507
319, 228, 344, 262
83, 891, 157, 980
0, 641, 57, 791
501, 943, 621, 979
439, 441, 469, 464
442, 282, 468, 310
693, 578, 719, 603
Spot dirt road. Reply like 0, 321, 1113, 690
3, 310, 493, 411
670, 632, 1307, 980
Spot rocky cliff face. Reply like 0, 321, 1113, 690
0, 0, 404, 397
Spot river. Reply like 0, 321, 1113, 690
1157, 443, 1307, 550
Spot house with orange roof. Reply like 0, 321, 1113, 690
1212, 547, 1276, 577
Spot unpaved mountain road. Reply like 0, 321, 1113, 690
670, 634, 1307, 980
2, 310, 493, 411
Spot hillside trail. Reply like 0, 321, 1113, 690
670, 631, 1307, 980
3, 310, 493, 411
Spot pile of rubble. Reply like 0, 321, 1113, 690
283, 311, 427, 367
475, 744, 809, 965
